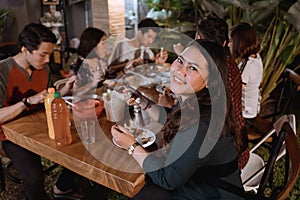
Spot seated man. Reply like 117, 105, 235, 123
108, 18, 168, 75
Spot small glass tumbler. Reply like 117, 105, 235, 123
80, 120, 96, 144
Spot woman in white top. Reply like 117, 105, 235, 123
229, 23, 263, 127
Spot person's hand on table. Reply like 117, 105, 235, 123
28, 90, 48, 104
111, 124, 136, 150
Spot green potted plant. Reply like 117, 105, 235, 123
40, 12, 52, 27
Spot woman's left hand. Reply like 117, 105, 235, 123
111, 124, 136, 150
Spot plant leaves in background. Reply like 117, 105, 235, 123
250, 3, 278, 23
285, 0, 300, 31
200, 0, 227, 18
280, 45, 294, 64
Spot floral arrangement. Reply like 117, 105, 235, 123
40, 11, 63, 27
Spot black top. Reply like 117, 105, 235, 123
143, 113, 244, 199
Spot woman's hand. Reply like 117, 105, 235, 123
111, 124, 136, 150
173, 43, 184, 55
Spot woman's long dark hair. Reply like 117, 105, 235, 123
162, 39, 242, 152
229, 23, 260, 60
77, 27, 106, 58
71, 27, 106, 74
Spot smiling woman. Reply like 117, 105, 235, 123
110, 39, 245, 200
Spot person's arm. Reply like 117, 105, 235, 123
111, 120, 209, 190
109, 56, 145, 75
0, 102, 29, 123
108, 60, 129, 73
111, 124, 149, 167
0, 90, 48, 123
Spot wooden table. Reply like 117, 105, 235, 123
1, 109, 147, 198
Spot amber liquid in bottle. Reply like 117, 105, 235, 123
51, 92, 72, 146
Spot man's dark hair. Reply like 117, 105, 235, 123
196, 15, 229, 47
138, 18, 160, 34
18, 23, 57, 53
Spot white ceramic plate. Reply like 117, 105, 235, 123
112, 129, 156, 148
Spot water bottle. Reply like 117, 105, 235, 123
44, 87, 55, 139
51, 91, 72, 146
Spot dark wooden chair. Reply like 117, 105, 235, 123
271, 122, 300, 199
271, 68, 300, 123
241, 115, 295, 192
215, 116, 299, 199
244, 120, 300, 200
247, 115, 274, 144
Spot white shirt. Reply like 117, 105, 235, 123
108, 39, 154, 65
239, 53, 263, 118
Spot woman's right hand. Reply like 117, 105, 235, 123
173, 43, 184, 55
111, 124, 136, 150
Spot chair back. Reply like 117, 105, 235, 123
275, 122, 300, 199
272, 68, 300, 122
255, 121, 300, 199
243, 114, 299, 198
255, 126, 287, 198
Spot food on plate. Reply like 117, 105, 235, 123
124, 125, 153, 145
135, 129, 151, 144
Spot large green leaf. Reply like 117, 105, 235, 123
200, 0, 227, 18
285, 0, 300, 31
250, 4, 278, 23
221, 0, 249, 9
280, 45, 294, 64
